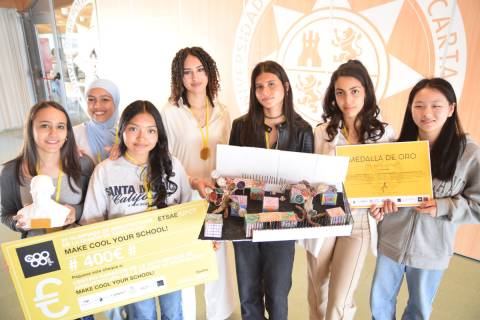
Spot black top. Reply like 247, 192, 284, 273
229, 113, 314, 153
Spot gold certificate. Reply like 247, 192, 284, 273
1, 200, 217, 320
336, 141, 433, 208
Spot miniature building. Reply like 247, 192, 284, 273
326, 207, 346, 225
321, 192, 338, 205
204, 213, 223, 238
262, 196, 279, 212
245, 214, 263, 238
230, 194, 248, 217
245, 212, 298, 238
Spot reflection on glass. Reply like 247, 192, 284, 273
34, 24, 64, 105
54, 0, 98, 120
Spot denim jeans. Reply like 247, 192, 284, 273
104, 306, 127, 320
126, 290, 183, 320
233, 240, 295, 320
370, 254, 444, 320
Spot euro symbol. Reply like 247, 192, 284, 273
33, 278, 70, 318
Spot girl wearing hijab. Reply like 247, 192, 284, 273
74, 79, 120, 164
74, 79, 122, 319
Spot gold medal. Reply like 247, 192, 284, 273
200, 147, 210, 160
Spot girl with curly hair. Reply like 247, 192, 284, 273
161, 46, 235, 320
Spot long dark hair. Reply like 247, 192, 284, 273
118, 100, 173, 209
322, 59, 386, 143
240, 60, 298, 146
6, 101, 82, 192
169, 47, 220, 108
398, 78, 466, 181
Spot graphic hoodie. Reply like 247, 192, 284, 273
80, 156, 192, 225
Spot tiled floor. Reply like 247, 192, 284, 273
0, 129, 479, 319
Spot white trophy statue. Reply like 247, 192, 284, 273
20, 175, 70, 229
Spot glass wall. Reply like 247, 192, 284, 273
22, 0, 99, 123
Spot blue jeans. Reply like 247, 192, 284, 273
233, 240, 295, 320
126, 290, 183, 320
104, 306, 127, 320
370, 254, 444, 320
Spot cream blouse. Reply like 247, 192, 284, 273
301, 122, 396, 256
160, 99, 231, 181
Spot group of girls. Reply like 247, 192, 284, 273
1, 45, 479, 320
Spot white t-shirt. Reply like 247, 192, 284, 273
80, 156, 192, 224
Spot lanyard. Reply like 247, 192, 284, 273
36, 162, 63, 233
341, 126, 350, 145
265, 127, 279, 149
188, 98, 210, 159
143, 179, 153, 211
36, 162, 63, 203
124, 152, 153, 210
97, 126, 120, 163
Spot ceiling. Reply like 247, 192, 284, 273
0, 0, 32, 11
0, 0, 74, 11
0, 0, 92, 34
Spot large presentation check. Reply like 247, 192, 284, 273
1, 200, 217, 320
336, 141, 433, 208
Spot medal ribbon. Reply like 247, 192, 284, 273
188, 98, 209, 157
341, 126, 350, 145
124, 152, 153, 210
36, 162, 63, 202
